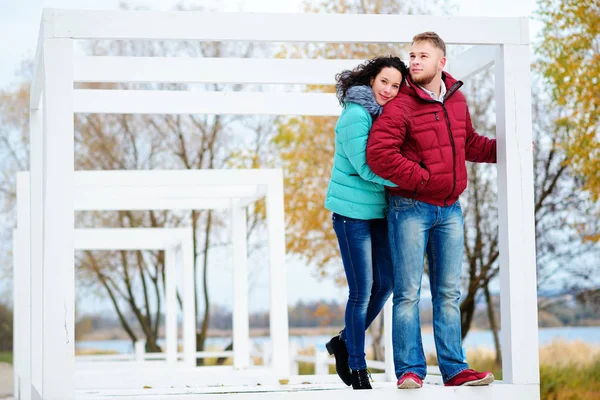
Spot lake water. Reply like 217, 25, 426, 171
76, 326, 600, 354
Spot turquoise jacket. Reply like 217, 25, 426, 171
324, 102, 395, 220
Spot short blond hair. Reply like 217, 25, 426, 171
412, 31, 446, 56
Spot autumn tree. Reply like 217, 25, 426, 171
536, 0, 600, 227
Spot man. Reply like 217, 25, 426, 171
366, 32, 496, 389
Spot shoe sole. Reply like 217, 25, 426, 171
397, 378, 422, 389
460, 373, 495, 386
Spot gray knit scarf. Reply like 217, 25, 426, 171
344, 85, 382, 118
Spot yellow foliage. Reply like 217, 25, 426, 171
272, 0, 454, 281
536, 0, 600, 206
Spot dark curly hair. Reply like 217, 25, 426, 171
335, 55, 408, 106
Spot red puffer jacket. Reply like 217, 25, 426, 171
366, 72, 496, 206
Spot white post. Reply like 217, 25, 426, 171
181, 233, 196, 367
314, 347, 329, 376
262, 340, 273, 367
495, 42, 540, 385
32, 37, 75, 400
12, 230, 21, 400
165, 247, 178, 365
135, 341, 146, 362
383, 299, 394, 382
288, 342, 299, 375
14, 175, 32, 400
29, 104, 44, 400
231, 199, 250, 369
266, 172, 290, 375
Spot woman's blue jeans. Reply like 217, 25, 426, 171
332, 212, 394, 370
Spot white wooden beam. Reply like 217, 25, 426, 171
73, 169, 283, 187
448, 45, 498, 81
73, 90, 340, 116
73, 57, 362, 85
495, 44, 539, 385
14, 175, 31, 400
383, 300, 394, 382
46, 9, 527, 45
73, 228, 190, 250
180, 234, 197, 368
28, 111, 43, 399
30, 18, 46, 111
265, 170, 290, 376
231, 199, 250, 369
165, 247, 178, 365
39, 37, 75, 400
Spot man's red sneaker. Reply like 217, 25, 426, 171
397, 372, 423, 389
444, 369, 495, 386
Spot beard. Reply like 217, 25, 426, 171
411, 70, 437, 86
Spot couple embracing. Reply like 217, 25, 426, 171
324, 31, 496, 390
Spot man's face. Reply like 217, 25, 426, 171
409, 40, 446, 85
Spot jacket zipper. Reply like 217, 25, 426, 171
412, 80, 462, 206
441, 104, 456, 206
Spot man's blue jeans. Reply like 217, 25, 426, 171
387, 196, 469, 382
332, 213, 394, 371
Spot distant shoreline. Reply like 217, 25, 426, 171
78, 324, 598, 342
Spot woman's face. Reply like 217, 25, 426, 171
370, 67, 402, 106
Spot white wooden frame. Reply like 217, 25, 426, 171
17, 168, 287, 399
28, 8, 538, 400
14, 226, 194, 391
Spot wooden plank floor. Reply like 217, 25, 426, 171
76, 381, 540, 400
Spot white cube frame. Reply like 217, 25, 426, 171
28, 8, 539, 400
14, 225, 195, 395
16, 168, 287, 399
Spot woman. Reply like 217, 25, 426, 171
324, 56, 407, 390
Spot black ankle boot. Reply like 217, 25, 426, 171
351, 369, 372, 390
325, 334, 351, 386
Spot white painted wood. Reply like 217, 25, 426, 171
73, 382, 540, 400
265, 171, 290, 376
28, 111, 43, 398
14, 174, 32, 400
14, 225, 194, 370
73, 184, 264, 211
383, 299, 394, 382
73, 90, 340, 116
47, 9, 527, 45
40, 37, 75, 400
288, 343, 299, 375
76, 351, 233, 365
449, 45, 498, 81
135, 341, 145, 362
73, 169, 282, 187
12, 230, 21, 400
231, 199, 250, 369
73, 57, 362, 84
30, 33, 44, 110
180, 233, 197, 368
314, 349, 329, 376
495, 44, 539, 385
73, 228, 190, 250
165, 247, 178, 365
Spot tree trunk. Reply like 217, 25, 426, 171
196, 210, 213, 365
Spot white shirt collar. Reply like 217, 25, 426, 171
418, 79, 447, 103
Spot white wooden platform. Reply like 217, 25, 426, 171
76, 382, 540, 400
